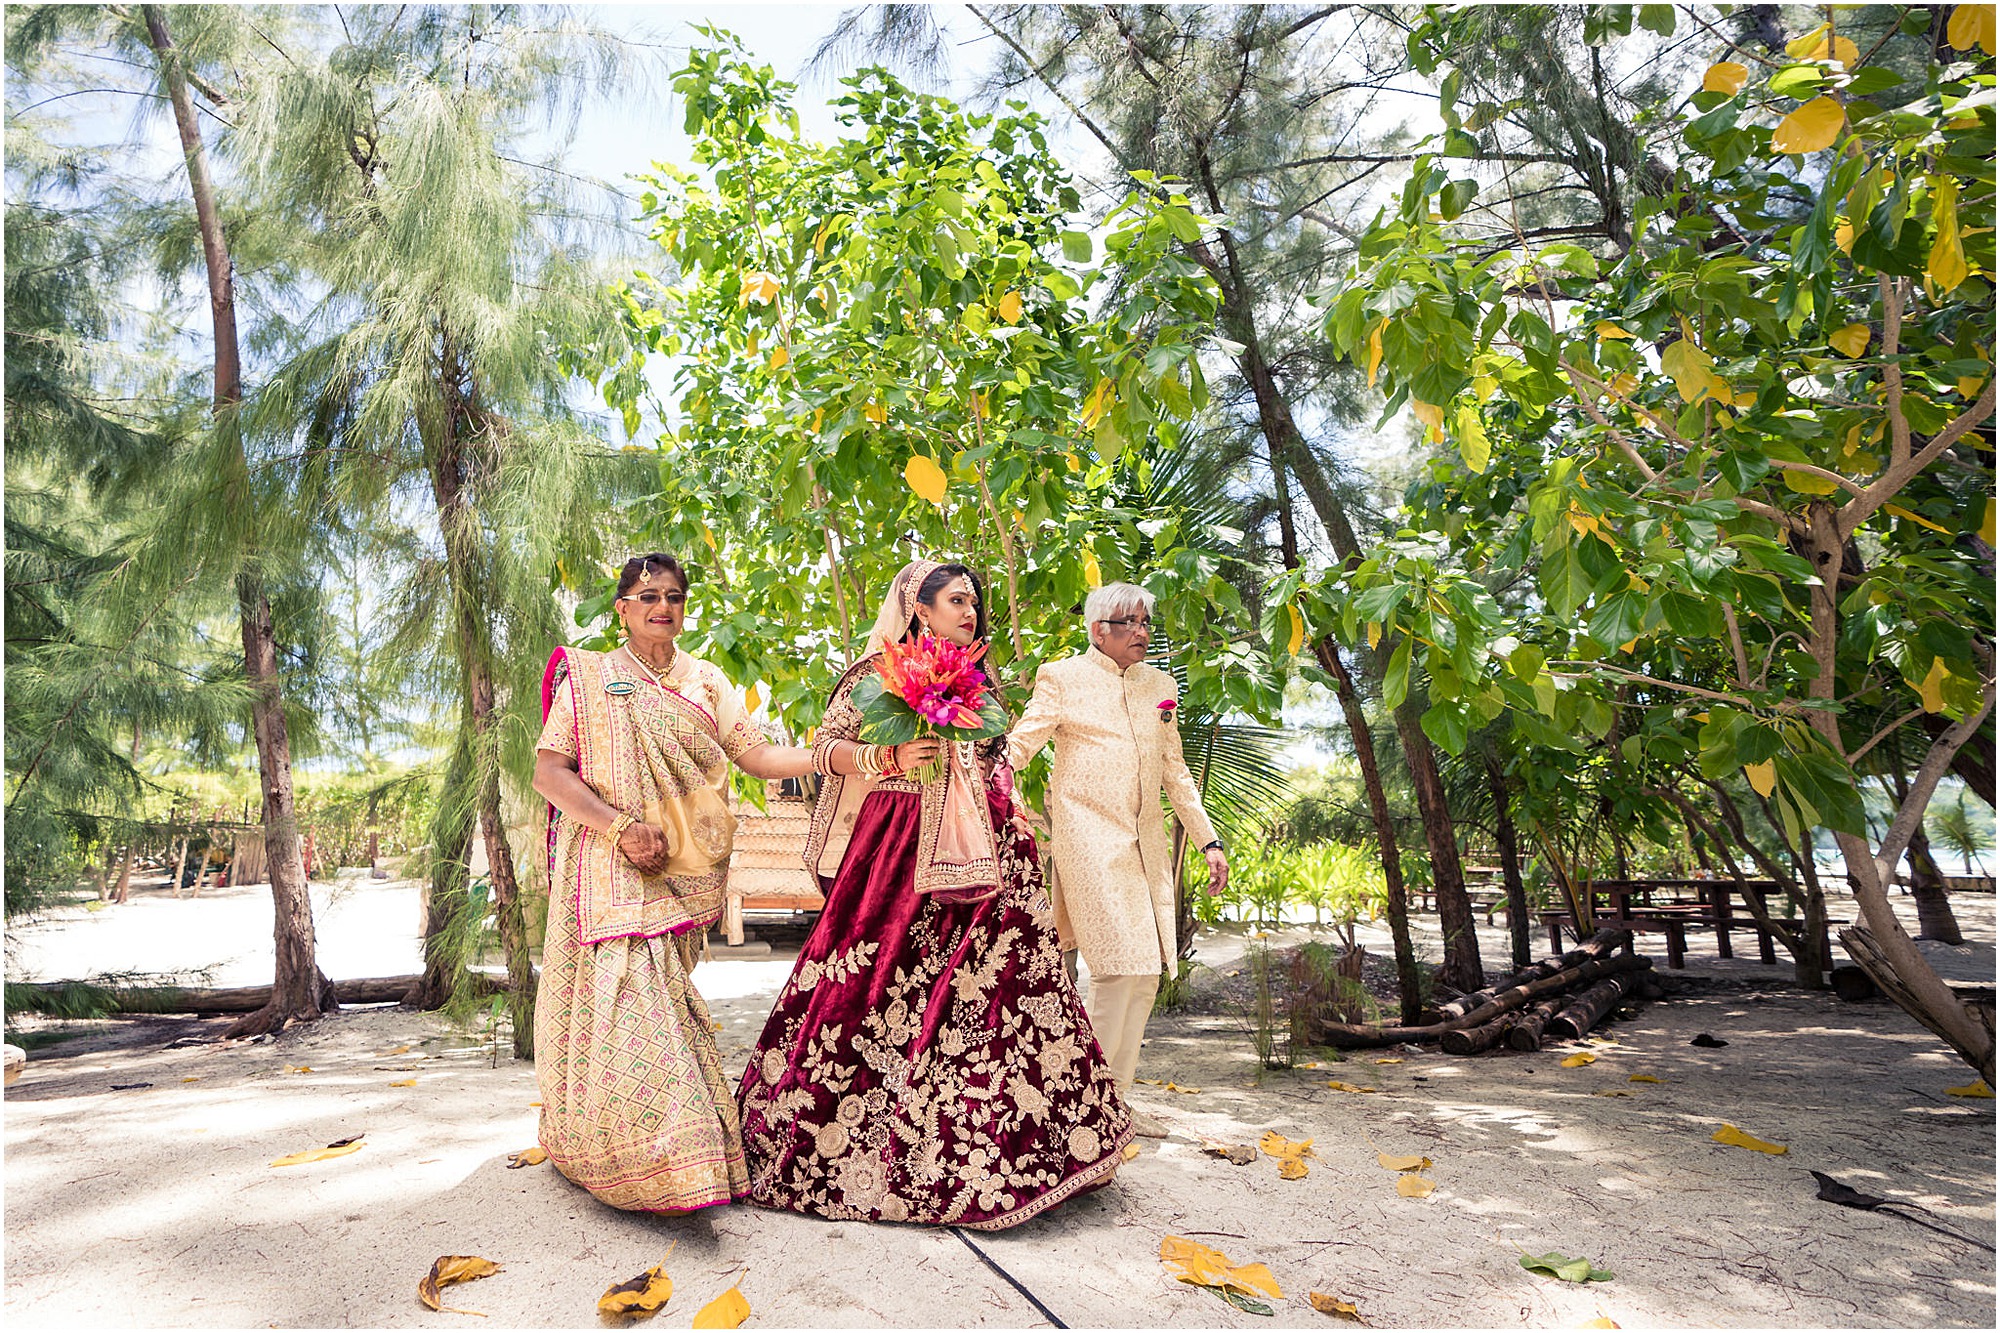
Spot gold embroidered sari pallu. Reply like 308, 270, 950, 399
553, 647, 737, 942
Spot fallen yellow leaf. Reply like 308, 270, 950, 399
1377, 1151, 1433, 1172
1160, 1236, 1283, 1300
1560, 1051, 1597, 1068
1134, 1078, 1164, 1086
1278, 1157, 1310, 1180
1945, 1079, 1994, 1098
389, 1079, 417, 1088
1712, 1123, 1789, 1155
1309, 1291, 1369, 1323
270, 1135, 364, 1168
1593, 1090, 1634, 1098
1374, 1058, 1403, 1065
1580, 1318, 1620, 1329
389, 1045, 411, 1055
692, 1275, 751, 1330
1628, 1074, 1664, 1084
182, 1076, 201, 1083
1260, 1131, 1316, 1161
419, 1255, 500, 1315
599, 1245, 677, 1319
1396, 1173, 1437, 1198
1164, 1081, 1203, 1094
507, 1147, 548, 1169
286, 1065, 313, 1074
1326, 1080, 1381, 1094
529, 1101, 542, 1108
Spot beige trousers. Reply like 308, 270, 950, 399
1083, 971, 1160, 1093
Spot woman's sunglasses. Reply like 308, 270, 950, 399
621, 591, 687, 607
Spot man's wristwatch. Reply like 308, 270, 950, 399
1201, 839, 1225, 854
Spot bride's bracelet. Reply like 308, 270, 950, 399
606, 812, 637, 843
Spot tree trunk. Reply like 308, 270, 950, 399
1802, 499, 1993, 1081
1904, 823, 1964, 943
410, 726, 476, 1009
1313, 639, 1424, 1024
1393, 696, 1484, 993
1506, 997, 1567, 1051
1484, 752, 1533, 970
1546, 971, 1643, 1041
169, 836, 190, 900
112, 843, 136, 904
142, 5, 330, 1038
1440, 1011, 1521, 1055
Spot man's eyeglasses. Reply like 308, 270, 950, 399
1096, 617, 1152, 631
622, 591, 687, 608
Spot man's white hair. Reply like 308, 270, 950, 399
1085, 582, 1155, 625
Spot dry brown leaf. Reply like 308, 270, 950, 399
598, 1245, 677, 1319
418, 1255, 500, 1315
1592, 1090, 1634, 1098
1199, 1138, 1259, 1166
1309, 1291, 1369, 1324
1396, 1173, 1437, 1198
1375, 1151, 1432, 1173
692, 1270, 751, 1329
1325, 1080, 1380, 1094
389, 1079, 417, 1088
270, 1135, 364, 1168
506, 1147, 548, 1169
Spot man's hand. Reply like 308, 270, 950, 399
1203, 846, 1228, 896
618, 821, 671, 874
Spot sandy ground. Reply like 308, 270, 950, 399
4, 875, 1996, 1329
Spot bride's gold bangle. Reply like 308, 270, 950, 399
606, 812, 636, 842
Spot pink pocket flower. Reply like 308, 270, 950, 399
1157, 699, 1177, 723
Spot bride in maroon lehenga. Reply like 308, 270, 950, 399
737, 559, 1132, 1230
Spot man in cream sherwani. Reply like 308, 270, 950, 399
1006, 583, 1228, 1135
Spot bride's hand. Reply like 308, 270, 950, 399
895, 737, 943, 771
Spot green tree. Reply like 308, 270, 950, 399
1313, 4, 1994, 1077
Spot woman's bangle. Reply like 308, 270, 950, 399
880, 743, 904, 777
606, 812, 636, 843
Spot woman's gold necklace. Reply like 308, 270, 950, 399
623, 641, 676, 686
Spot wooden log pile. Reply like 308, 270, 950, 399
1313, 928, 1656, 1050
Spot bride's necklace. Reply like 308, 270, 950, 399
623, 642, 676, 686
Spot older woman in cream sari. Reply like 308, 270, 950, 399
531, 552, 811, 1214
737, 558, 1132, 1230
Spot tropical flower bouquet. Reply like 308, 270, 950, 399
850, 635, 1009, 782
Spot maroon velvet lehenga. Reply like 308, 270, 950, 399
737, 690, 1132, 1230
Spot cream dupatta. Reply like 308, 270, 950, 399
801, 559, 1002, 901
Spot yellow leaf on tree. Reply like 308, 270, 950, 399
863, 401, 888, 425
1884, 504, 1951, 535
1082, 550, 1102, 588
1712, 1123, 1789, 1155
692, 1274, 751, 1330
995, 290, 1023, 324
1660, 337, 1719, 405
1948, 3, 1997, 54
1829, 323, 1870, 357
1326, 1080, 1380, 1094
1628, 1074, 1663, 1083
506, 1147, 548, 1169
744, 331, 759, 360
743, 684, 762, 715
1783, 468, 1841, 496
1080, 377, 1115, 429
1376, 1152, 1433, 1172
1560, 1051, 1597, 1067
1366, 622, 1382, 649
1945, 1079, 1994, 1098
599, 1245, 678, 1319
1744, 760, 1777, 797
1702, 60, 1749, 94
1784, 23, 1830, 58
1982, 498, 1997, 545
1771, 97, 1845, 155
1594, 321, 1634, 340
904, 454, 948, 505
1309, 1291, 1369, 1323
270, 1136, 364, 1168
767, 344, 789, 371
738, 270, 781, 305
1365, 321, 1386, 388
1959, 375, 1987, 400
419, 1256, 501, 1314
1917, 656, 1950, 713
1286, 605, 1306, 657
1396, 1173, 1438, 1198
1835, 220, 1855, 253
1929, 176, 1970, 294
1411, 399, 1445, 443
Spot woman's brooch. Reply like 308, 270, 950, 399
606, 680, 637, 697
1157, 698, 1177, 724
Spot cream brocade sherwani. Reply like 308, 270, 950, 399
1005, 646, 1220, 980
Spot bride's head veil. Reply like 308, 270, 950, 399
863, 558, 942, 658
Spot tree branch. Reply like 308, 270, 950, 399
1872, 681, 1996, 885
